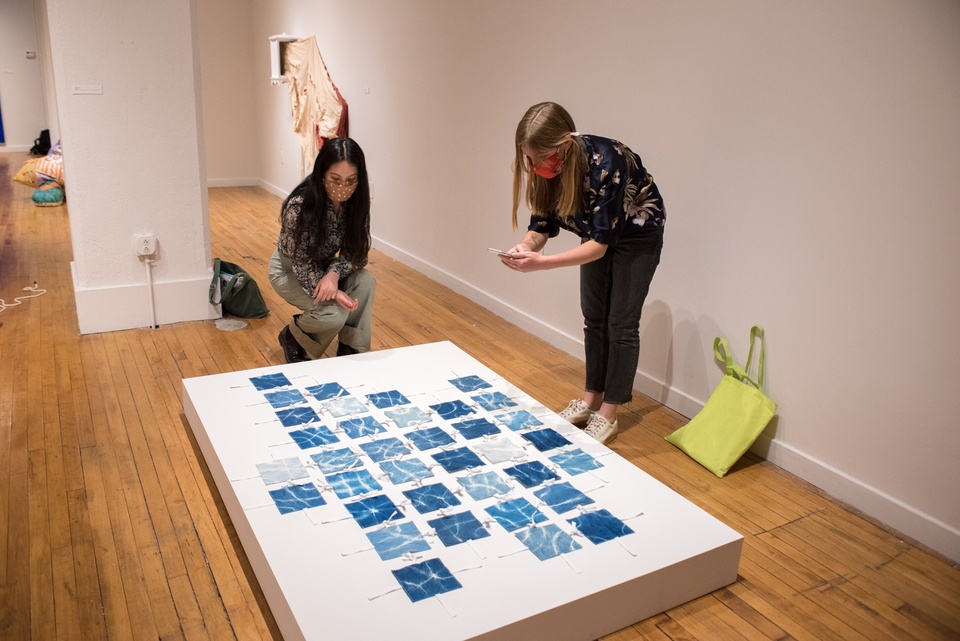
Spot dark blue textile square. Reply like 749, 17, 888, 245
429, 399, 476, 421
452, 417, 501, 440
484, 498, 549, 532
276, 406, 320, 428
503, 460, 561, 488
407, 427, 456, 451
427, 511, 491, 547
521, 428, 572, 452
403, 483, 462, 514
269, 483, 326, 514
567, 509, 635, 544
431, 447, 485, 473
548, 449, 603, 475
344, 494, 404, 529
289, 425, 339, 449
448, 375, 491, 393
251, 372, 291, 391
392, 558, 462, 602
305, 382, 349, 400
366, 390, 411, 409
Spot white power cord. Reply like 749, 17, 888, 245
0, 282, 47, 314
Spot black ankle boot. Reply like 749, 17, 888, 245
279, 326, 309, 363
336, 342, 359, 357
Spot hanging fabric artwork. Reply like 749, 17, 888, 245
283, 36, 349, 177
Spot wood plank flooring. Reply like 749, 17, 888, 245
1, 152, 958, 640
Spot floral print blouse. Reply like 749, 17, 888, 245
527, 134, 665, 245
277, 194, 364, 295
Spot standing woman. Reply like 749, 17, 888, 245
502, 102, 665, 444
268, 137, 375, 362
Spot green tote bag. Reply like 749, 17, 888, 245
666, 326, 777, 477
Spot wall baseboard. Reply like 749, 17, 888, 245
207, 178, 259, 188
71, 262, 220, 334
372, 235, 960, 562
0, 145, 31, 154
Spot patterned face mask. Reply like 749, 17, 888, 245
531, 152, 563, 179
325, 180, 358, 203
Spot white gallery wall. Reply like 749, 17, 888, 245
43, 0, 219, 333
209, 0, 960, 560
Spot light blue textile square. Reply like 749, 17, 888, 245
323, 396, 368, 417
471, 391, 517, 412
379, 458, 434, 485
458, 471, 513, 501
264, 388, 306, 409
484, 498, 549, 532
515, 523, 581, 560
339, 415, 386, 440
494, 409, 543, 432
366, 522, 431, 561
305, 382, 348, 401
310, 448, 362, 474
359, 437, 410, 462
548, 449, 603, 476
384, 406, 433, 428
533, 481, 595, 514
327, 468, 382, 499
257, 457, 309, 485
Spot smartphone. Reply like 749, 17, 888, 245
487, 247, 514, 257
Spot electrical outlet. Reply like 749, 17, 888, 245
136, 234, 157, 256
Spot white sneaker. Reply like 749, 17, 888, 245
559, 399, 592, 427
584, 413, 618, 445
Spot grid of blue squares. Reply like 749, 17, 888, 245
245, 371, 628, 603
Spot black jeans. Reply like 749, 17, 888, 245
579, 226, 664, 405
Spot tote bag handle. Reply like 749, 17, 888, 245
714, 325, 767, 392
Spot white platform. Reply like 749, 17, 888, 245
182, 341, 742, 641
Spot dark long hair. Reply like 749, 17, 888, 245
282, 137, 371, 267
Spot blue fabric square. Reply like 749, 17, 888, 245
366, 390, 411, 409
457, 471, 513, 501
533, 482, 595, 514
366, 522, 431, 561
392, 558, 462, 603
521, 428, 572, 452
549, 449, 603, 476
471, 391, 517, 412
310, 448, 362, 474
503, 460, 561, 488
339, 415, 386, 439
429, 399, 476, 421
257, 457, 309, 485
428, 511, 491, 547
452, 417, 501, 440
379, 458, 434, 485
431, 447, 485, 473
327, 468, 382, 499
305, 382, 348, 401
276, 406, 320, 428
359, 437, 410, 462
345, 494, 404, 528
568, 509, 635, 544
384, 406, 433, 428
448, 375, 491, 393
407, 426, 455, 451
251, 372, 291, 391
269, 483, 326, 514
515, 523, 582, 560
264, 389, 306, 409
289, 425, 339, 449
485, 498, 549, 532
403, 483, 462, 514
494, 409, 544, 431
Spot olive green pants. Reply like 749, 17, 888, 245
268, 250, 376, 359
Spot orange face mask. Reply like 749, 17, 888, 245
531, 152, 563, 179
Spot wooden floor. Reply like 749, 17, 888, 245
1, 151, 958, 641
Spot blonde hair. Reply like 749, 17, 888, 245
511, 102, 587, 229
